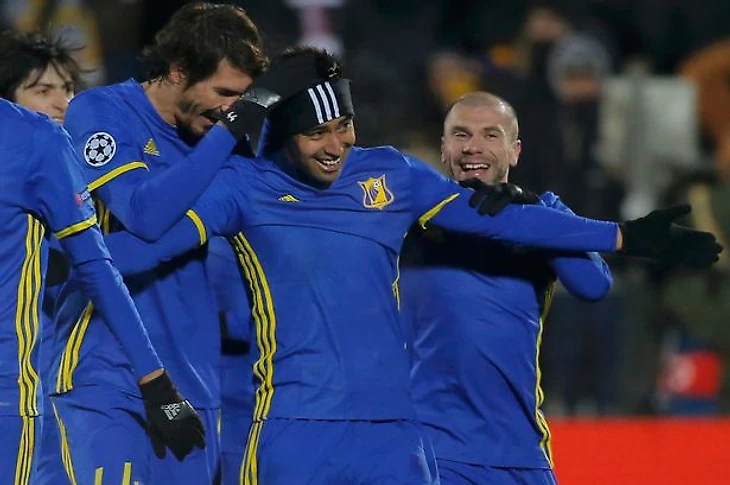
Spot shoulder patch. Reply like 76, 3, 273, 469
83, 132, 117, 167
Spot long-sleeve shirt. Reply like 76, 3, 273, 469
400, 191, 612, 469
55, 79, 238, 407
0, 100, 160, 417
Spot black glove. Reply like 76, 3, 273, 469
139, 371, 206, 461
620, 204, 723, 268
220, 53, 340, 140
459, 179, 540, 216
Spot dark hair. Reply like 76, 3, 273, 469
273, 45, 345, 80
140, 2, 268, 86
0, 30, 83, 100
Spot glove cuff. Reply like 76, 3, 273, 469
139, 371, 177, 404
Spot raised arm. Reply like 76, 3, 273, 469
64, 92, 240, 241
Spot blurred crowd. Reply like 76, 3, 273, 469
4, 0, 730, 416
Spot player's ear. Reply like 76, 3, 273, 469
440, 136, 447, 167
168, 63, 186, 86
510, 138, 522, 168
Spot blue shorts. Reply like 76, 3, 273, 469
51, 386, 220, 484
0, 415, 41, 485
220, 412, 249, 485
438, 459, 557, 485
242, 418, 437, 485
34, 401, 70, 485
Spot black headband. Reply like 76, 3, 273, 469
264, 77, 354, 150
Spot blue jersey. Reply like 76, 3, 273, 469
56, 80, 223, 407
400, 192, 611, 468
0, 101, 93, 417
0, 100, 160, 417
104, 146, 619, 421
206, 237, 254, 431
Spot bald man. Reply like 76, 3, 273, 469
400, 92, 613, 485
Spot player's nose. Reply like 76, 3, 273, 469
462, 139, 485, 154
219, 95, 241, 113
323, 134, 346, 156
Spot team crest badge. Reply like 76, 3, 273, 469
83, 132, 116, 167
358, 175, 394, 210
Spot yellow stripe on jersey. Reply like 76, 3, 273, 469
241, 421, 264, 485
13, 416, 35, 485
54, 214, 98, 240
418, 193, 460, 229
54, 403, 78, 485
229, 232, 277, 485
535, 281, 556, 467
15, 216, 44, 417
96, 200, 111, 234
95, 462, 133, 485
87, 161, 148, 192
122, 462, 133, 485
94, 468, 103, 485
392, 254, 401, 310
55, 303, 94, 394
230, 233, 277, 421
186, 209, 208, 245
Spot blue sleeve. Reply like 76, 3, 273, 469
406, 156, 619, 253
540, 192, 613, 301
64, 92, 237, 241
28, 124, 162, 378
103, 168, 243, 275
59, 230, 162, 379
28, 124, 97, 239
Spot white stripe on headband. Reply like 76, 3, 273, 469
307, 82, 342, 124
315, 84, 332, 121
324, 82, 340, 118
307, 88, 324, 124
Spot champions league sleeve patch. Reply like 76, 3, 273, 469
83, 132, 117, 167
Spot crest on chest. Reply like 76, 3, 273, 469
358, 174, 394, 210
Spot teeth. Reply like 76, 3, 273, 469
319, 158, 340, 166
463, 163, 489, 170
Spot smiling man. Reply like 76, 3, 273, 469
400, 92, 613, 485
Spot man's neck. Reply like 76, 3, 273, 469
142, 78, 178, 127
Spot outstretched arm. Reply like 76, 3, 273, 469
408, 156, 721, 267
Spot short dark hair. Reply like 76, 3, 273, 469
272, 45, 344, 80
0, 30, 83, 100
140, 2, 268, 86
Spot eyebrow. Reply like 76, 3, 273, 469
24, 81, 70, 90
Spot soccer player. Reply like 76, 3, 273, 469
52, 3, 266, 484
55, 3, 316, 483
0, 28, 82, 485
0, 98, 204, 485
100, 48, 722, 484
206, 237, 254, 485
400, 91, 611, 484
